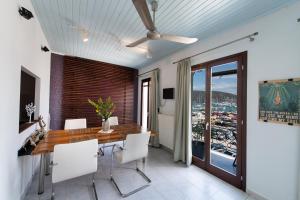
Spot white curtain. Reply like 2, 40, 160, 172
173, 58, 192, 166
149, 69, 160, 147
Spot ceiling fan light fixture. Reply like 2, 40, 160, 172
122, 39, 152, 58
146, 51, 152, 59
81, 31, 89, 42
137, 47, 148, 53
83, 37, 89, 42
188, 38, 198, 44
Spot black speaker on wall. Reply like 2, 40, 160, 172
18, 7, 34, 20
41, 46, 49, 52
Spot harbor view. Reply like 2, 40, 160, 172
192, 62, 238, 175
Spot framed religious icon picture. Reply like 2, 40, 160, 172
258, 78, 300, 126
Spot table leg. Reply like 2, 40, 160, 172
45, 153, 50, 176
38, 154, 45, 195
142, 157, 146, 171
102, 144, 105, 155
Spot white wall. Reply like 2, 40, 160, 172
158, 114, 174, 150
299, 167, 300, 200
138, 2, 300, 200
0, 0, 51, 199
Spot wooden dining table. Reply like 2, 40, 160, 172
32, 124, 158, 195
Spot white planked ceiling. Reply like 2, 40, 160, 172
31, 0, 296, 68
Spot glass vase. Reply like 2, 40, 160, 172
102, 120, 110, 131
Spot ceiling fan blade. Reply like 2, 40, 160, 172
132, 0, 155, 31
160, 34, 198, 44
126, 37, 149, 47
127, 46, 152, 58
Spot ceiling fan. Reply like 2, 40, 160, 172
63, 17, 153, 58
127, 0, 198, 48
63, 17, 90, 42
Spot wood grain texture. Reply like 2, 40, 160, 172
50, 54, 138, 129
32, 124, 158, 155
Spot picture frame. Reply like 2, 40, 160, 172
258, 78, 300, 126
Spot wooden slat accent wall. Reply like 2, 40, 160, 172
50, 54, 138, 129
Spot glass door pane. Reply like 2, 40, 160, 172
192, 69, 206, 160
142, 81, 149, 129
210, 62, 238, 175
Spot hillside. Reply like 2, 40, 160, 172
192, 91, 237, 103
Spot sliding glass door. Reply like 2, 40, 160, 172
191, 52, 247, 189
210, 62, 238, 175
192, 68, 207, 162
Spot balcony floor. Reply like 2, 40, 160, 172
211, 150, 236, 175
192, 142, 236, 175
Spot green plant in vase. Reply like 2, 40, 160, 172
88, 96, 115, 131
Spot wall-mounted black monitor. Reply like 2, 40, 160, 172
19, 70, 36, 125
163, 88, 174, 99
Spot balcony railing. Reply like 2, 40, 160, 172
192, 111, 237, 174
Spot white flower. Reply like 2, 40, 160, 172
25, 102, 36, 117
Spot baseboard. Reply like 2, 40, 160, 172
247, 188, 269, 200
159, 144, 173, 153
21, 156, 40, 200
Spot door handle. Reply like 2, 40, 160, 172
205, 122, 209, 131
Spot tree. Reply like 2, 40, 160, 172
192, 121, 204, 142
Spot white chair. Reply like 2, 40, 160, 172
110, 132, 151, 197
47, 118, 88, 175
108, 116, 119, 126
64, 118, 87, 130
51, 139, 99, 200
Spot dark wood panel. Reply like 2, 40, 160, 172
63, 56, 137, 128
50, 54, 64, 130
50, 54, 138, 129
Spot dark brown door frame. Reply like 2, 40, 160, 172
140, 78, 151, 128
191, 52, 247, 190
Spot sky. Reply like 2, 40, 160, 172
193, 61, 237, 95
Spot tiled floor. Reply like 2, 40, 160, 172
25, 147, 253, 200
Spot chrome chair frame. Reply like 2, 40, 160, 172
110, 144, 151, 198
50, 154, 99, 200
100, 116, 120, 156
100, 140, 125, 156
50, 171, 98, 200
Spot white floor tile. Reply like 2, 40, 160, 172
25, 148, 248, 200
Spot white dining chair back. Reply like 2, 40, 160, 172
52, 139, 98, 184
108, 116, 119, 126
120, 132, 150, 164
64, 118, 87, 130
110, 132, 151, 197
